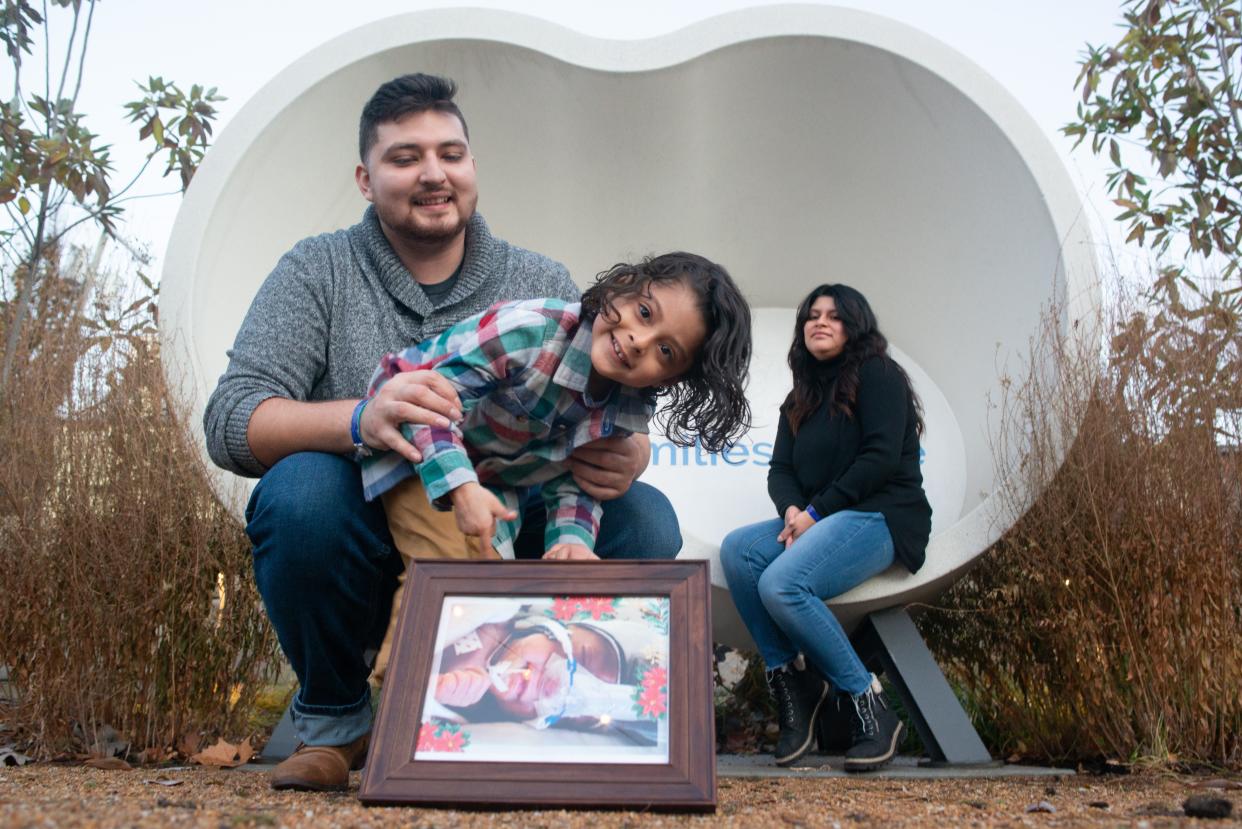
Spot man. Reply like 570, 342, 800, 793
203, 73, 681, 791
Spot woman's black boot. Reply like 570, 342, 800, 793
767, 662, 829, 766
843, 674, 904, 772
814, 696, 855, 753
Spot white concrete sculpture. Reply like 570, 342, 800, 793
160, 6, 1097, 647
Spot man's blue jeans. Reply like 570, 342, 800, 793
246, 451, 682, 746
719, 510, 894, 696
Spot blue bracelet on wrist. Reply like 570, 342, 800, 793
805, 505, 822, 522
350, 398, 372, 458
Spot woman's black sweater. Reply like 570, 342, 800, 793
767, 354, 932, 572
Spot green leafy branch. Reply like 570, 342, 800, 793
0, 0, 224, 396
1064, 0, 1242, 290
124, 77, 223, 191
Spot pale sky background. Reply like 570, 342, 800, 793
14, 0, 1130, 276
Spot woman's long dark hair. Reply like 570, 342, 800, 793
783, 284, 924, 435
581, 252, 752, 453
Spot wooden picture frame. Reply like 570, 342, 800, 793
358, 559, 715, 812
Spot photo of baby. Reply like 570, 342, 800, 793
414, 595, 671, 764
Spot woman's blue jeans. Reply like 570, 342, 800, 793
246, 451, 682, 746
720, 510, 894, 696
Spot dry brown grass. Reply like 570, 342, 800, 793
924, 288, 1242, 768
0, 253, 278, 759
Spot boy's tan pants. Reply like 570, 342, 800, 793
372, 477, 478, 683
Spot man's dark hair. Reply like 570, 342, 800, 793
581, 252, 753, 454
358, 73, 470, 161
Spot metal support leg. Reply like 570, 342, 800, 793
853, 606, 994, 766
263, 706, 299, 763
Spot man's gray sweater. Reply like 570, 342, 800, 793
203, 207, 577, 477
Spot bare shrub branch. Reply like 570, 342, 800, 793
0, 244, 277, 759
924, 285, 1241, 768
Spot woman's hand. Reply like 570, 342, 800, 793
359, 370, 464, 463
543, 543, 599, 561
435, 667, 491, 707
777, 505, 801, 548
778, 506, 816, 548
449, 482, 515, 558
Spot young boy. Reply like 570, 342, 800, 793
360, 252, 753, 676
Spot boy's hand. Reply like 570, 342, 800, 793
434, 667, 491, 707
359, 370, 464, 463
543, 543, 599, 561
449, 483, 515, 558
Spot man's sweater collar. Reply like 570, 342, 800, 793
356, 206, 499, 317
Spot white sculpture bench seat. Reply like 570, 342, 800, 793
160, 6, 1096, 765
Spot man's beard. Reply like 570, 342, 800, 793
403, 212, 468, 243
380, 192, 476, 245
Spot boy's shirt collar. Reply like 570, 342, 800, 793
553, 316, 618, 408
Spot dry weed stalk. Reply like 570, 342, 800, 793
0, 259, 277, 759
925, 290, 1241, 768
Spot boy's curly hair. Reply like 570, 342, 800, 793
581, 252, 753, 453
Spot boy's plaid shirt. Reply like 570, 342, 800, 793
359, 299, 654, 558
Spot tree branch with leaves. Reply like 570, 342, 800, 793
1065, 0, 1241, 434
0, 0, 223, 396
1066, 0, 1241, 286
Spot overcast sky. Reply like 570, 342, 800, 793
12, 0, 1128, 274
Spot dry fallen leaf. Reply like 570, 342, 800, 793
136, 746, 175, 765
176, 733, 203, 758
83, 756, 132, 771
190, 738, 254, 769
1193, 779, 1242, 790
144, 778, 185, 787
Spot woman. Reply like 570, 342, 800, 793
721, 284, 931, 771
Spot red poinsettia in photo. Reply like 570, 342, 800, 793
550, 595, 618, 621
416, 721, 470, 753
634, 665, 668, 719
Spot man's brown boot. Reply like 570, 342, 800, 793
269, 732, 369, 792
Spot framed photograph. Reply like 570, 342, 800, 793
358, 560, 715, 811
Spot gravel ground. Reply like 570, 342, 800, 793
1, 765, 1239, 827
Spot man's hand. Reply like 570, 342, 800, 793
359, 370, 464, 463
435, 667, 491, 708
568, 434, 647, 501
777, 506, 816, 549
542, 543, 599, 561
449, 482, 514, 558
